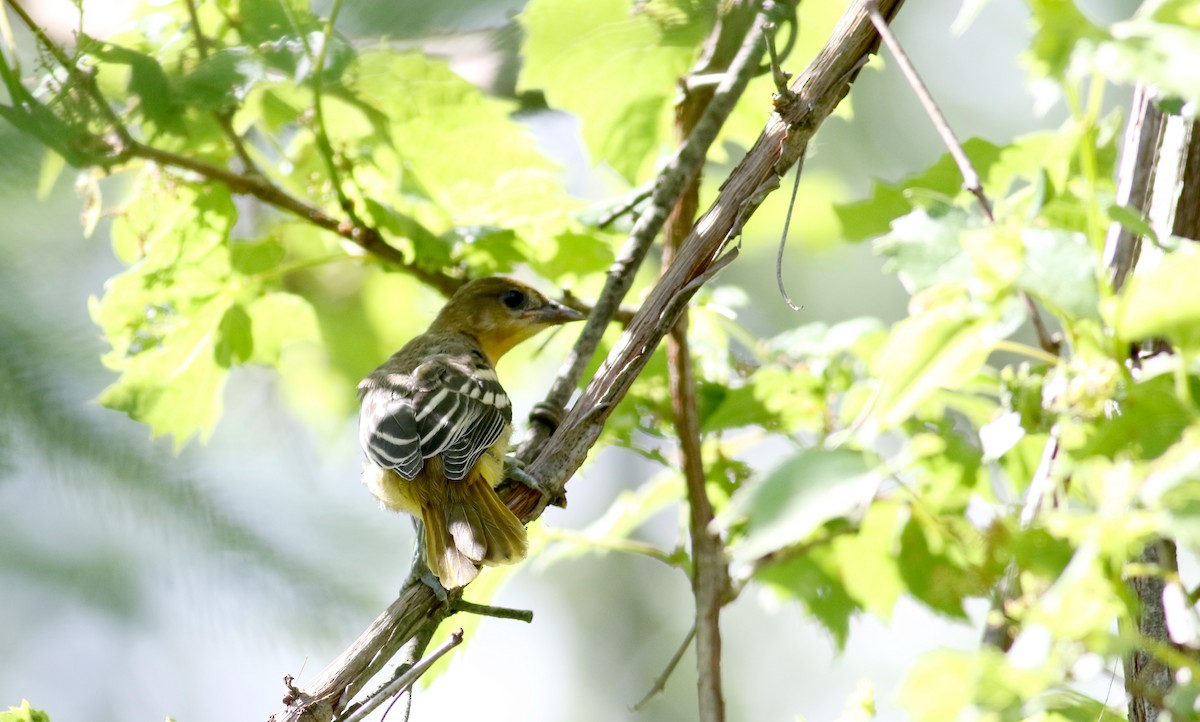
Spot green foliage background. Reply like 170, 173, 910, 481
3, 0, 1200, 720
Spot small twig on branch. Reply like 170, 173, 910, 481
661, 8, 764, 719
126, 140, 461, 295
182, 0, 261, 176
339, 629, 464, 722
450, 600, 534, 623
595, 183, 654, 229
864, 0, 993, 222
761, 22, 792, 95
632, 625, 697, 711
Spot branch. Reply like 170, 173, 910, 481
126, 140, 461, 296
865, 0, 992, 222
660, 4, 766, 721
632, 625, 697, 711
1102, 84, 1165, 293
270, 2, 904, 719
339, 628, 463, 722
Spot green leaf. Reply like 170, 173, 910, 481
1094, 3, 1200, 107
836, 139, 1003, 242
239, 0, 319, 46
1111, 248, 1200, 350
351, 52, 566, 236
247, 292, 321, 365
78, 35, 176, 129
834, 501, 906, 620
1018, 229, 1099, 322
91, 180, 242, 447
97, 293, 238, 449
448, 226, 529, 276
863, 298, 1003, 431
0, 701, 50, 722
216, 302, 254, 366
533, 229, 617, 284
755, 545, 858, 648
229, 239, 286, 275
178, 49, 269, 109
897, 650, 977, 722
717, 448, 880, 564
898, 513, 980, 618
1069, 371, 1200, 461
519, 0, 694, 181
1023, 0, 1107, 81
873, 206, 973, 294
700, 366, 823, 434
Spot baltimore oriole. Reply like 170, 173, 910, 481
357, 277, 585, 588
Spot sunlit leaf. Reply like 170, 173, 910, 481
519, 0, 694, 181
755, 544, 858, 648
863, 297, 1007, 431
1111, 248, 1200, 351
834, 501, 906, 620
717, 448, 880, 564
0, 700, 51, 722
836, 139, 1003, 242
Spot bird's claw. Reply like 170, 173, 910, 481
504, 455, 567, 508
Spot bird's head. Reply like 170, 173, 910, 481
431, 277, 586, 363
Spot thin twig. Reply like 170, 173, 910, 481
339, 629, 463, 722
632, 625, 697, 711
864, 0, 993, 222
981, 436, 1059, 650
307, 0, 365, 224
127, 140, 461, 295
760, 22, 792, 95
6, 0, 134, 147
181, 0, 261, 175
863, 0, 1064, 354
450, 600, 534, 623
595, 183, 654, 229
182, 0, 211, 57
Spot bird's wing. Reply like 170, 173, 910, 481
360, 357, 510, 482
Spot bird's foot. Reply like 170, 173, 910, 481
504, 455, 567, 508
404, 564, 449, 601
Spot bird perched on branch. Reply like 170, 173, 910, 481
358, 277, 585, 589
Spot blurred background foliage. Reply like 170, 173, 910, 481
4, 0, 1200, 721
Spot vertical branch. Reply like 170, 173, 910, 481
1103, 85, 1198, 722
660, 5, 762, 720
1102, 84, 1164, 292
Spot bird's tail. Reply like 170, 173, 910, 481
422, 471, 528, 589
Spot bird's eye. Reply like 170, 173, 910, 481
500, 289, 526, 309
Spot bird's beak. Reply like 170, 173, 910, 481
527, 300, 587, 325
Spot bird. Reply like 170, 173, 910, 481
357, 277, 585, 589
